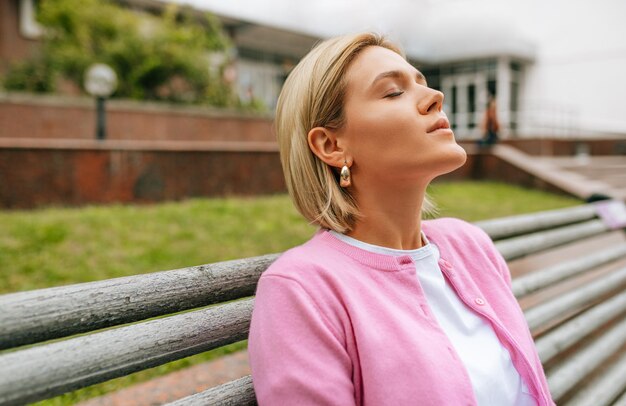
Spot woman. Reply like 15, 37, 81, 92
248, 33, 554, 405
479, 96, 500, 146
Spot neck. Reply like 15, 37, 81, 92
346, 181, 427, 250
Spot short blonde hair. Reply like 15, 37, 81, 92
275, 32, 436, 233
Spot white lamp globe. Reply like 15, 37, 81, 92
84, 63, 118, 98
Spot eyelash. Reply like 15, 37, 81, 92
384, 91, 404, 98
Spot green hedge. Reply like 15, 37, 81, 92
2, 0, 261, 109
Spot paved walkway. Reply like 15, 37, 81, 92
77, 351, 250, 406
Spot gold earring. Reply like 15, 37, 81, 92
340, 160, 351, 187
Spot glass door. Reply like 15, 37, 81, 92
441, 72, 489, 139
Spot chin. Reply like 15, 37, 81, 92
451, 144, 468, 167
435, 144, 468, 177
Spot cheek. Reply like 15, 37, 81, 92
353, 101, 421, 131
348, 107, 429, 155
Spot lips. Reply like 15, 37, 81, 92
427, 118, 451, 133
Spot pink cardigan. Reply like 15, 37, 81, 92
248, 218, 555, 405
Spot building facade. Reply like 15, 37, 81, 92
4, 0, 626, 139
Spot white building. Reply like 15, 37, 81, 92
175, 0, 626, 140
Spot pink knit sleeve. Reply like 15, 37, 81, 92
487, 237, 513, 289
248, 274, 356, 405
470, 223, 513, 289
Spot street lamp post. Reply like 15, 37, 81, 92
84, 64, 118, 141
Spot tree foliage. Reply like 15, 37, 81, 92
2, 0, 248, 107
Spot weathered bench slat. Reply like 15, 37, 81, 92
511, 244, 626, 297
523, 265, 626, 330
494, 219, 608, 261
565, 350, 626, 406
475, 204, 598, 240
546, 315, 626, 400
156, 268, 626, 406
534, 290, 626, 363
162, 290, 626, 406
1, 202, 624, 405
613, 388, 626, 406
0, 299, 253, 406
166, 375, 256, 406
0, 254, 277, 350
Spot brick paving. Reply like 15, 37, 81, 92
76, 351, 250, 406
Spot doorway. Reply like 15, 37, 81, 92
441, 73, 490, 139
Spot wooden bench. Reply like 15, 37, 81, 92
1, 202, 626, 405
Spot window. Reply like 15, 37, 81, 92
19, 0, 44, 39
510, 81, 519, 130
487, 79, 497, 99
418, 66, 441, 91
467, 84, 476, 129
450, 86, 457, 129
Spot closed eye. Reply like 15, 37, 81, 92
384, 91, 404, 98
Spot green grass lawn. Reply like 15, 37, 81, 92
0, 181, 582, 405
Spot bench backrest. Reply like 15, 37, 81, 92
1, 202, 625, 405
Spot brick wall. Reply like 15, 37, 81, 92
0, 139, 284, 209
465, 151, 575, 198
0, 139, 587, 210
2, 134, 625, 209
4, 94, 626, 152
503, 138, 626, 156
0, 93, 275, 142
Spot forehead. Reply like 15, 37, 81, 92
345, 46, 414, 89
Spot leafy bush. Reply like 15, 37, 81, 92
2, 0, 243, 107
3, 56, 57, 93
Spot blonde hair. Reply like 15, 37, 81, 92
275, 32, 436, 233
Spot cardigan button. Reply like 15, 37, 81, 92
398, 256, 412, 266
475, 297, 486, 305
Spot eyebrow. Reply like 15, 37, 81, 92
370, 70, 427, 88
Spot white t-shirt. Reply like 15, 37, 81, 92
330, 230, 536, 406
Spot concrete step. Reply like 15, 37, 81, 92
492, 145, 625, 201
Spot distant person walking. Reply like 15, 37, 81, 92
479, 96, 500, 146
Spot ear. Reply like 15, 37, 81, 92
307, 126, 349, 169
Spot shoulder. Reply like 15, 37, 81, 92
423, 217, 493, 247
253, 231, 352, 339
259, 230, 350, 286
263, 233, 326, 276
423, 217, 502, 265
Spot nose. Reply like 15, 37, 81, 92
417, 88, 444, 115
